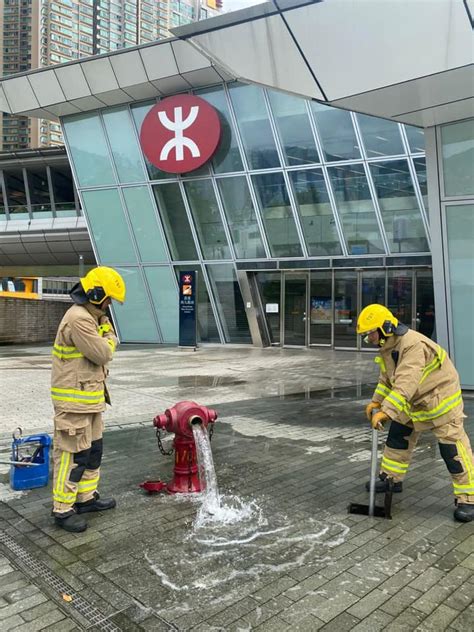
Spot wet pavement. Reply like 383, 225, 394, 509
0, 345, 473, 631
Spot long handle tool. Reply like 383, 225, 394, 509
348, 424, 393, 519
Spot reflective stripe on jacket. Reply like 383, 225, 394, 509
372, 329, 464, 427
51, 304, 118, 413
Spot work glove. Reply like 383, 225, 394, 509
370, 410, 390, 430
98, 322, 112, 337
365, 401, 381, 421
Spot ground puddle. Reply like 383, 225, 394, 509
144, 424, 349, 621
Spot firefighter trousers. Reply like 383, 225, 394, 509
52, 411, 104, 515
380, 416, 474, 504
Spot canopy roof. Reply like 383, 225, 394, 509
0, 0, 472, 127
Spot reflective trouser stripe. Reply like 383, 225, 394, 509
77, 477, 99, 494
381, 456, 409, 475
375, 382, 390, 398
411, 391, 463, 422
53, 452, 76, 504
453, 440, 474, 496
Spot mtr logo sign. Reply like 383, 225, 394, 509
139, 95, 221, 174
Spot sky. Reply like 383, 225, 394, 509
223, 0, 267, 13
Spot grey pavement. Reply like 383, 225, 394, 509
0, 344, 473, 631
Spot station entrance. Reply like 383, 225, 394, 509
254, 268, 434, 350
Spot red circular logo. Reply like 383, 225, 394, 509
139, 95, 221, 174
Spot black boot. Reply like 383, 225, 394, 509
75, 492, 116, 514
454, 503, 474, 523
365, 474, 403, 494
54, 512, 87, 533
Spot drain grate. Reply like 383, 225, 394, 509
0, 531, 123, 631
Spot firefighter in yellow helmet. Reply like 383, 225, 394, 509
51, 267, 126, 532
357, 304, 474, 522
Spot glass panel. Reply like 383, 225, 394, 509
310, 270, 332, 345
356, 113, 404, 157
4, 169, 29, 219
183, 179, 231, 260
144, 266, 178, 343
415, 270, 435, 340
196, 86, 244, 174
445, 204, 474, 387
153, 183, 198, 261
404, 125, 425, 153
441, 119, 474, 197
26, 167, 52, 218
102, 107, 146, 183
290, 169, 342, 256
387, 269, 412, 326
334, 270, 357, 348
360, 270, 385, 348
328, 164, 384, 254
255, 272, 281, 344
217, 176, 265, 259
122, 186, 167, 263
267, 90, 319, 166
284, 273, 307, 346
81, 189, 136, 264
370, 160, 429, 253
174, 265, 220, 343
413, 157, 428, 214
206, 263, 251, 343
131, 100, 175, 181
252, 172, 303, 257
311, 102, 361, 162
112, 267, 159, 342
63, 113, 115, 187
228, 83, 280, 170
50, 166, 77, 217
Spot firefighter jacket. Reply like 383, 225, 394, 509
51, 303, 118, 414
372, 329, 464, 429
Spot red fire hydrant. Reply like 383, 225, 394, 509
150, 401, 217, 494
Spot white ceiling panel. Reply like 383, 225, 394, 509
181, 67, 224, 88
332, 66, 474, 122
0, 85, 11, 113
96, 89, 132, 106
110, 50, 148, 87
54, 65, 91, 100
20, 108, 59, 121
171, 39, 211, 73
139, 43, 179, 81
393, 98, 474, 127
191, 14, 324, 100
69, 95, 107, 111
28, 70, 65, 107
81, 58, 119, 93
122, 82, 161, 100
46, 102, 81, 117
152, 76, 191, 94
2, 76, 39, 112
285, 0, 473, 101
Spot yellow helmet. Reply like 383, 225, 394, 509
80, 267, 126, 305
357, 304, 398, 336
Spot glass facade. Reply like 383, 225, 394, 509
62, 82, 430, 345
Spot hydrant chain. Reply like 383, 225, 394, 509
156, 428, 173, 456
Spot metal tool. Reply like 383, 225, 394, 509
348, 425, 393, 519
0, 460, 41, 467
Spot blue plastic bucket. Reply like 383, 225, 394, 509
10, 433, 51, 491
